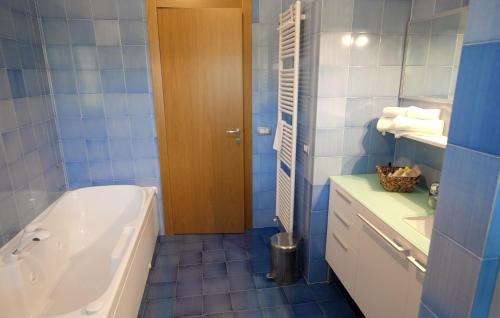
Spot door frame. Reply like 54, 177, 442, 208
146, 0, 253, 234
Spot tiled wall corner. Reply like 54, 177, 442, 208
0, 0, 66, 246
251, 0, 281, 228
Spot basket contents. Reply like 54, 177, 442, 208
376, 165, 421, 193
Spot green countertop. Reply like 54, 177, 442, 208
330, 174, 435, 255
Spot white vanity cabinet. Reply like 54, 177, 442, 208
326, 181, 427, 318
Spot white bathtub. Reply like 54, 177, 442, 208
0, 185, 159, 318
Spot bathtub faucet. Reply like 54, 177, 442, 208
12, 223, 51, 255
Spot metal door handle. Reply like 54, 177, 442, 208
357, 213, 408, 253
225, 128, 240, 135
407, 256, 427, 273
332, 233, 348, 251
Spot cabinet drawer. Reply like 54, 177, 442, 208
329, 207, 360, 249
329, 183, 357, 224
325, 230, 357, 295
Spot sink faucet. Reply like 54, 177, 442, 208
12, 224, 50, 255
428, 183, 440, 209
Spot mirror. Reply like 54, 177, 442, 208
400, 9, 468, 103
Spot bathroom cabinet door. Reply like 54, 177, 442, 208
354, 220, 410, 318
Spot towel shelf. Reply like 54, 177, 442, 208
386, 131, 447, 149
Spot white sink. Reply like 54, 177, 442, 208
403, 215, 434, 239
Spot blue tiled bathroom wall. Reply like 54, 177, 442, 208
303, 0, 412, 283
421, 0, 500, 316
252, 0, 282, 228
0, 0, 66, 246
36, 0, 164, 228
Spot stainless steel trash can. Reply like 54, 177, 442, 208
266, 232, 300, 285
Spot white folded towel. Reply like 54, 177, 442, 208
273, 120, 284, 151
376, 117, 394, 133
406, 106, 441, 120
392, 115, 444, 136
382, 107, 408, 118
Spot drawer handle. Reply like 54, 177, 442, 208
334, 211, 350, 228
407, 256, 427, 273
357, 213, 408, 253
332, 233, 348, 251
335, 189, 351, 205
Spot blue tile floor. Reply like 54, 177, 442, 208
138, 227, 363, 318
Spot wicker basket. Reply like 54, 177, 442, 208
376, 165, 420, 193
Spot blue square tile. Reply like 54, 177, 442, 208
156, 254, 181, 267
234, 309, 264, 318
310, 283, 342, 302
464, 0, 500, 44
86, 139, 109, 161
203, 277, 230, 295
76, 70, 101, 94
448, 42, 500, 156
471, 258, 500, 317
308, 259, 328, 283
94, 20, 120, 45
178, 264, 203, 281
129, 115, 154, 138
106, 116, 130, 138
228, 275, 255, 292
18, 44, 36, 69
103, 93, 127, 115
80, 94, 104, 117
51, 70, 77, 94
62, 139, 86, 162
157, 242, 182, 256
226, 248, 249, 262
69, 20, 95, 45
257, 287, 287, 308
101, 69, 125, 93
46, 45, 72, 69
97, 46, 123, 69
66, 0, 92, 19
54, 94, 80, 117
180, 251, 202, 266
312, 185, 329, 211
125, 69, 149, 93
250, 259, 270, 274
119, 19, 145, 45
282, 285, 315, 304
203, 262, 227, 278
43, 19, 70, 44
134, 158, 159, 178
148, 282, 176, 300
310, 234, 326, 260
203, 293, 232, 315
109, 139, 132, 160
37, 0, 67, 18
73, 46, 98, 70
59, 117, 83, 138
83, 117, 106, 139
310, 210, 328, 236
292, 302, 325, 318
177, 278, 202, 297
89, 160, 112, 181
66, 162, 90, 184
262, 305, 294, 318
112, 160, 135, 180
7, 70, 25, 98
174, 296, 203, 317
1, 39, 21, 69
122, 45, 147, 68
434, 145, 500, 257
420, 303, 437, 318
230, 290, 260, 311
227, 261, 252, 276
117, 0, 143, 19
150, 266, 177, 283
318, 300, 356, 318
91, 0, 118, 19
131, 138, 157, 159
144, 299, 174, 318
203, 250, 226, 264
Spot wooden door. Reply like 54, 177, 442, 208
157, 8, 244, 233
